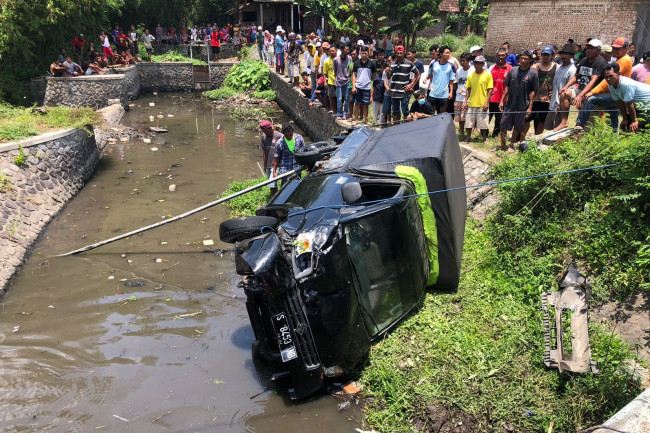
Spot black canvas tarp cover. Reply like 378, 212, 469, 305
325, 114, 466, 289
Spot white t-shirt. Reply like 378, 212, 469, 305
455, 66, 474, 102
101, 35, 110, 48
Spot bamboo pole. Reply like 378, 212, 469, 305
58, 168, 303, 256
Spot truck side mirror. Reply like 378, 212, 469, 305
341, 182, 362, 204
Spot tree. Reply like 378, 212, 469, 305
0, 0, 123, 104
456, 0, 490, 35
382, 0, 441, 47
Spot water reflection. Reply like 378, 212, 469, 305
0, 94, 360, 433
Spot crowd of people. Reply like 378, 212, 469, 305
260, 29, 650, 152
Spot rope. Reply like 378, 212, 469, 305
286, 163, 619, 219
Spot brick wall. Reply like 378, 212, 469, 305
485, 0, 641, 57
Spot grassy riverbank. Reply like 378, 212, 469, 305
361, 123, 649, 432
222, 122, 649, 432
0, 104, 101, 142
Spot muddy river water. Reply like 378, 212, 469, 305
0, 95, 361, 432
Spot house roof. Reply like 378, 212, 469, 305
439, 0, 460, 12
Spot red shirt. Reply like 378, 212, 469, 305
71, 36, 85, 48
117, 33, 127, 47
490, 63, 512, 103
211, 32, 220, 47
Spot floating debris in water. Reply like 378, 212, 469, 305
124, 280, 146, 287
12, 326, 20, 333
149, 102, 155, 107
150, 147, 158, 151
203, 239, 214, 246
168, 184, 176, 192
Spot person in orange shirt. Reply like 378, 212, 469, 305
578, 36, 633, 131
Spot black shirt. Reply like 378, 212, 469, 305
504, 66, 539, 111
409, 100, 434, 115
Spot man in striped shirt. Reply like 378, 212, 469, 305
389, 45, 420, 121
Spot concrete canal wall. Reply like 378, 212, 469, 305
0, 129, 101, 297
43, 62, 234, 108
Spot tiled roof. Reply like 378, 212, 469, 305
439, 0, 460, 12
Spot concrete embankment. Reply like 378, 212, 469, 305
0, 129, 101, 297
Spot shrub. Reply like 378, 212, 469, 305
458, 34, 485, 55
223, 59, 270, 91
251, 90, 276, 101
151, 50, 206, 65
238, 45, 251, 60
14, 145, 25, 166
220, 177, 270, 217
202, 87, 238, 100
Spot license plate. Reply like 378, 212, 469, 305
272, 313, 297, 362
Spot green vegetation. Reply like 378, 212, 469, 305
202, 61, 274, 111
230, 107, 276, 129
13, 145, 25, 166
237, 45, 252, 60
362, 123, 649, 432
0, 173, 12, 192
150, 50, 206, 65
0, 104, 101, 143
223, 59, 271, 92
415, 33, 485, 57
220, 177, 270, 218
202, 88, 238, 100
251, 90, 276, 101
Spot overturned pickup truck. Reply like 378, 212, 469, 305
219, 115, 466, 399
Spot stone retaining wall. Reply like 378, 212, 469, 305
0, 128, 101, 297
138, 62, 194, 92
44, 75, 127, 109
270, 71, 345, 142
113, 65, 140, 100
43, 62, 235, 107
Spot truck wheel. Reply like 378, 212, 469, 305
219, 216, 279, 243
294, 140, 338, 168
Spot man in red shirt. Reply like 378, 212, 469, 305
71, 33, 86, 63
489, 48, 512, 137
116, 29, 128, 54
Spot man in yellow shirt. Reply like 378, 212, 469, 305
462, 56, 493, 142
322, 45, 337, 114
578, 36, 633, 131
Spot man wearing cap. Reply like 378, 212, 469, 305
549, 44, 577, 130
71, 33, 86, 63
556, 39, 608, 130
275, 27, 285, 75
389, 45, 420, 121
463, 55, 493, 143
286, 33, 303, 87
526, 45, 557, 135
256, 26, 266, 62
322, 44, 337, 114
604, 63, 650, 132
259, 121, 283, 196
631, 51, 650, 84
577, 37, 633, 131
273, 124, 305, 184
498, 51, 538, 151
601, 45, 613, 63
469, 45, 483, 63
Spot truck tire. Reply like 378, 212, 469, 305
219, 216, 279, 243
294, 140, 338, 168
